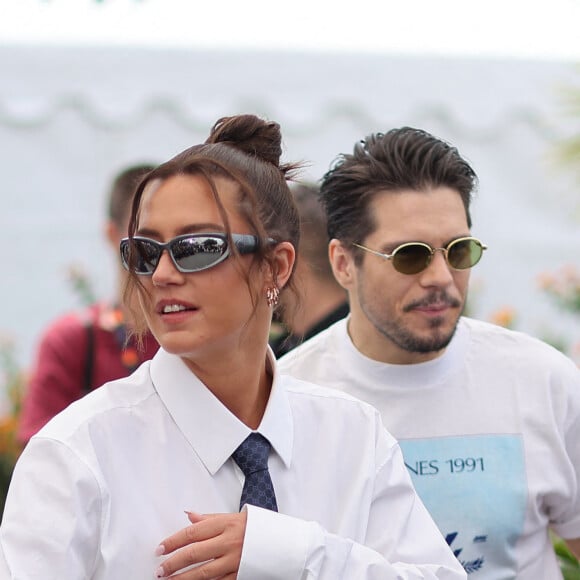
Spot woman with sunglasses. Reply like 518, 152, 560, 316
0, 115, 465, 579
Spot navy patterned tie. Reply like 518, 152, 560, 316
232, 433, 278, 512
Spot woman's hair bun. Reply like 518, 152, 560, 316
205, 114, 282, 167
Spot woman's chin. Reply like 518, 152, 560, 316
155, 331, 201, 356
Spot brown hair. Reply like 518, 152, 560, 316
107, 164, 156, 228
290, 182, 335, 284
124, 114, 303, 336
320, 127, 478, 264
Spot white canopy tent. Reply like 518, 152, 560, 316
0, 44, 579, 369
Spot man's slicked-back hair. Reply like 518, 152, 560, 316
319, 127, 478, 248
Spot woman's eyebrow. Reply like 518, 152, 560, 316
136, 223, 226, 237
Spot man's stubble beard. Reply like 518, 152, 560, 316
359, 288, 464, 355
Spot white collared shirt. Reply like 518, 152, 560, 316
0, 348, 465, 579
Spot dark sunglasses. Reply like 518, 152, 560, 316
352, 236, 487, 275
120, 232, 269, 275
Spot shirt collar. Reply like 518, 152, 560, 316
150, 348, 293, 475
259, 347, 293, 468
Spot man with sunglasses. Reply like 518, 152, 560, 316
279, 126, 580, 578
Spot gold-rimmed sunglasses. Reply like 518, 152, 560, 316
352, 236, 487, 275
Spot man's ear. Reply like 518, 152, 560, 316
105, 221, 122, 249
329, 239, 356, 290
269, 241, 296, 289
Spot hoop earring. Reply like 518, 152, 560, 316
266, 286, 280, 308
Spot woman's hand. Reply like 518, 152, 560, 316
155, 511, 247, 579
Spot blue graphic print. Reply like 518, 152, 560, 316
399, 435, 526, 576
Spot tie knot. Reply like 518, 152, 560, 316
232, 433, 271, 476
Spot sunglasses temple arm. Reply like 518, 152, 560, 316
234, 235, 277, 254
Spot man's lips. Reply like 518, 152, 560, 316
414, 303, 451, 312
403, 296, 461, 313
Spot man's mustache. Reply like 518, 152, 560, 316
403, 292, 462, 312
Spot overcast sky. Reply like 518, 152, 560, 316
1, 0, 580, 61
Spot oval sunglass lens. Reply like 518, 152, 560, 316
448, 239, 481, 270
393, 244, 431, 274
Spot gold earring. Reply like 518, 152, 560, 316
266, 286, 280, 307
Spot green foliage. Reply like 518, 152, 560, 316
553, 535, 580, 580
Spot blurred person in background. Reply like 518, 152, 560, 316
17, 164, 159, 445
279, 126, 580, 578
270, 182, 348, 357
